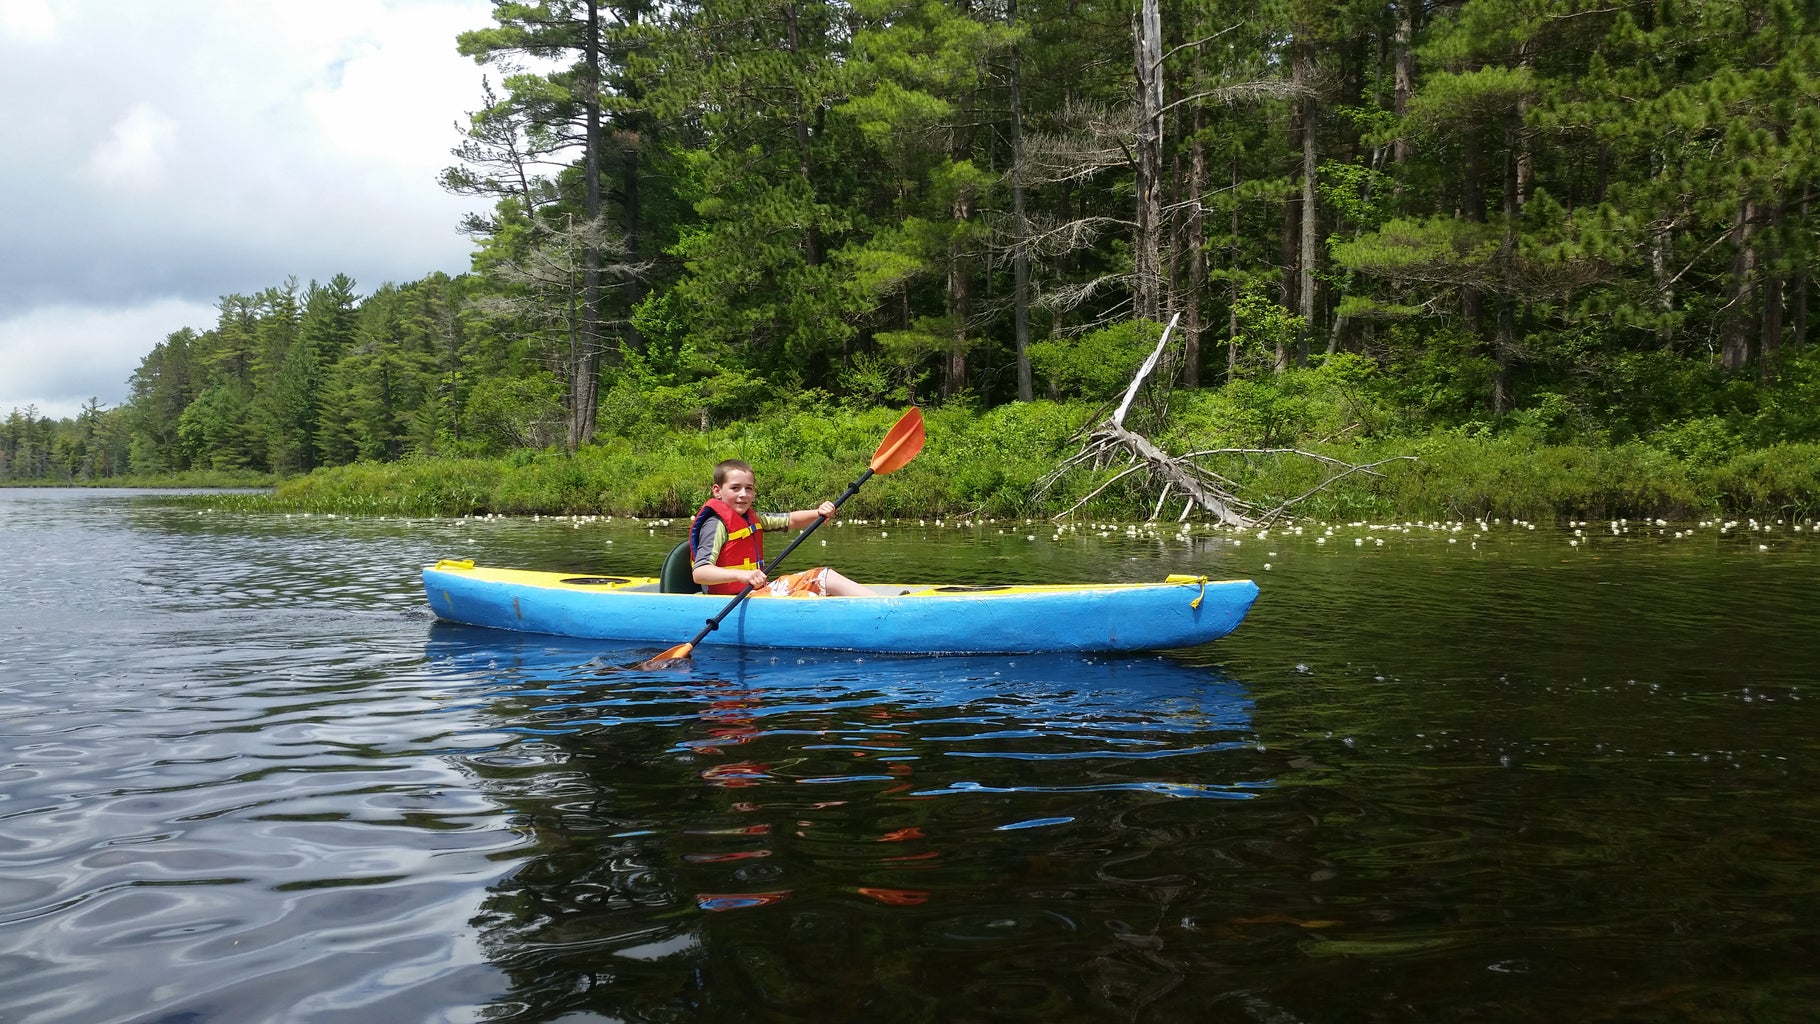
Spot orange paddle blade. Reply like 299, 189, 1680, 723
869, 407, 925, 475
635, 642, 695, 669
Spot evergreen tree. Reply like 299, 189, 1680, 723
127, 328, 202, 473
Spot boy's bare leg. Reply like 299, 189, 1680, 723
822, 569, 872, 597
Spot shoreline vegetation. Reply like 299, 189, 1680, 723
3, 471, 278, 490
18, 401, 1815, 524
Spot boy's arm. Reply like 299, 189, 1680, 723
778, 501, 838, 530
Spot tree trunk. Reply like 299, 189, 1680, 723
1760, 204, 1784, 381
1168, 77, 1184, 326
1278, 177, 1297, 372
1132, 0, 1165, 322
948, 189, 973, 399
1721, 199, 1758, 372
1491, 104, 1525, 416
1184, 100, 1207, 387
1797, 196, 1811, 350
945, 0, 980, 399
620, 2, 644, 354
1796, 270, 1809, 352
1762, 267, 1784, 381
573, 0, 604, 452
1458, 122, 1486, 397
1229, 152, 1242, 381
1393, 0, 1414, 166
783, 3, 822, 267
1651, 156, 1675, 352
1295, 39, 1318, 368
1461, 125, 1484, 221
1009, 0, 1032, 401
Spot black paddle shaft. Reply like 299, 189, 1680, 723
685, 467, 875, 646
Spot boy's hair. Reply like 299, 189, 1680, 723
713, 459, 754, 485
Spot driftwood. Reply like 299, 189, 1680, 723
1033, 315, 1414, 527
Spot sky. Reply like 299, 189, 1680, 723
0, 0, 499, 421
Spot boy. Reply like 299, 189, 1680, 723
690, 459, 871, 597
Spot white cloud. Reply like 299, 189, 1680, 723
0, 299, 220, 421
81, 103, 180, 191
0, 0, 56, 42
0, 0, 497, 421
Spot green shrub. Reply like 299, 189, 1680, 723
1171, 353, 1389, 447
195, 394, 1812, 523
1027, 321, 1158, 400
1651, 416, 1743, 468
1703, 444, 1820, 517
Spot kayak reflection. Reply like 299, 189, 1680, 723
426, 621, 1263, 785
426, 622, 1276, 1022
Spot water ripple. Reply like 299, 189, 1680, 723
6, 492, 1820, 1023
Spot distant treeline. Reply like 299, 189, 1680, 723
5, 0, 1819, 497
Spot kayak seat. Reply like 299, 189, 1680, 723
660, 541, 700, 594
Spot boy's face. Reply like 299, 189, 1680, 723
713, 468, 757, 515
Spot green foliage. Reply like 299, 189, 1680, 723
1228, 292, 1307, 375
117, 393, 1820, 524
1749, 348, 1820, 444
1366, 432, 1707, 521
270, 458, 505, 517
1318, 159, 1395, 231
1371, 324, 1498, 428
1651, 416, 1743, 468
838, 350, 924, 407
1027, 322, 1156, 400
897, 401, 1087, 514
463, 373, 567, 453
1172, 353, 1388, 447
1402, 66, 1537, 133
1501, 392, 1602, 447
1329, 216, 1499, 286
65, 0, 1820, 529
178, 383, 257, 471
1705, 444, 1820, 517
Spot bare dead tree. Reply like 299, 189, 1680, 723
1133, 0, 1165, 322
467, 217, 645, 453
1034, 315, 1413, 525
995, 60, 1297, 334
440, 77, 570, 239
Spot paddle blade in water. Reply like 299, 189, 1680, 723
869, 407, 925, 475
634, 642, 695, 669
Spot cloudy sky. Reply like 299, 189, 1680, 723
0, 0, 498, 421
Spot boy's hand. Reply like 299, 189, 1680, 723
740, 568, 769, 588
815, 500, 837, 519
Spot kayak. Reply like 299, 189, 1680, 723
420, 559, 1259, 655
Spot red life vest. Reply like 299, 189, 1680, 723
690, 498, 765, 595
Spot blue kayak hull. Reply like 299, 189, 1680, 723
420, 562, 1259, 655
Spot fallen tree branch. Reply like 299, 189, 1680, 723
1037, 318, 1417, 526
1252, 455, 1418, 524
1055, 462, 1152, 519
1111, 314, 1180, 427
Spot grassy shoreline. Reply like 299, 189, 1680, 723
1, 471, 278, 490
122, 402, 1817, 524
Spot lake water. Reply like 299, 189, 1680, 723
3, 488, 1817, 1022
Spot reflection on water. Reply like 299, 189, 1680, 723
425, 626, 1273, 1022
3, 491, 1820, 1022
432, 624, 1262, 786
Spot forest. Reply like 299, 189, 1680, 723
4, 0, 1817, 518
